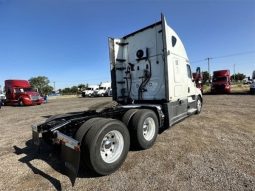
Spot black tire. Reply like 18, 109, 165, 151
81, 118, 130, 175
130, 109, 159, 150
75, 118, 101, 142
121, 109, 139, 127
19, 99, 24, 106
195, 96, 202, 114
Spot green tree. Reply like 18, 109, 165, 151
70, 86, 78, 94
29, 76, 53, 95
231, 73, 245, 81
77, 84, 86, 91
62, 87, 71, 94
42, 86, 53, 95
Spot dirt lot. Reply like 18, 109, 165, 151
0, 95, 254, 191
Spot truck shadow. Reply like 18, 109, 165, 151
13, 140, 98, 190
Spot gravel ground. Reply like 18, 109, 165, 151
0, 95, 254, 191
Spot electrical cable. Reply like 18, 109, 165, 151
138, 58, 152, 100
190, 50, 255, 64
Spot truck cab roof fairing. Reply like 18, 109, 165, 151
161, 14, 189, 62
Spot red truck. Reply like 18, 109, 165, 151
211, 70, 231, 93
4, 80, 43, 106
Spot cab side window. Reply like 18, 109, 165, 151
186, 64, 192, 79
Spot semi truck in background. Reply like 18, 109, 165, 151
81, 85, 99, 97
250, 70, 255, 94
211, 70, 231, 93
31, 14, 203, 184
0, 88, 5, 108
192, 67, 203, 93
4, 80, 43, 106
0, 88, 6, 103
94, 82, 112, 96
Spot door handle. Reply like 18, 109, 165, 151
188, 87, 190, 93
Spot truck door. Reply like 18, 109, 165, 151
187, 64, 198, 109
172, 58, 188, 117
187, 64, 196, 95
5, 87, 13, 101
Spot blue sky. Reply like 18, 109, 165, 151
0, 0, 254, 89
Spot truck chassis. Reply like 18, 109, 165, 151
32, 104, 165, 184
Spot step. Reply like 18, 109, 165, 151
187, 108, 197, 115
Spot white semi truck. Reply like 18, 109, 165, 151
32, 14, 202, 185
94, 82, 112, 97
250, 70, 255, 94
81, 85, 99, 97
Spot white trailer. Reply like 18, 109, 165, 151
81, 85, 99, 97
31, 14, 202, 185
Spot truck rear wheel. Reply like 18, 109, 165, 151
122, 109, 139, 127
130, 109, 158, 150
81, 118, 130, 175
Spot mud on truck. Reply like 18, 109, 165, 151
32, 14, 202, 184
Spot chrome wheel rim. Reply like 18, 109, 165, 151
100, 130, 124, 163
143, 117, 156, 141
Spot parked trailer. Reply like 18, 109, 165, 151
32, 14, 202, 185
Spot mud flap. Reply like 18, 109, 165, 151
32, 130, 40, 146
61, 144, 80, 186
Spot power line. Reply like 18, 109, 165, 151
212, 50, 255, 59
190, 59, 205, 64
190, 50, 255, 63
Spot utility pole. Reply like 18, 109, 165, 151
53, 81, 56, 91
206, 57, 212, 83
